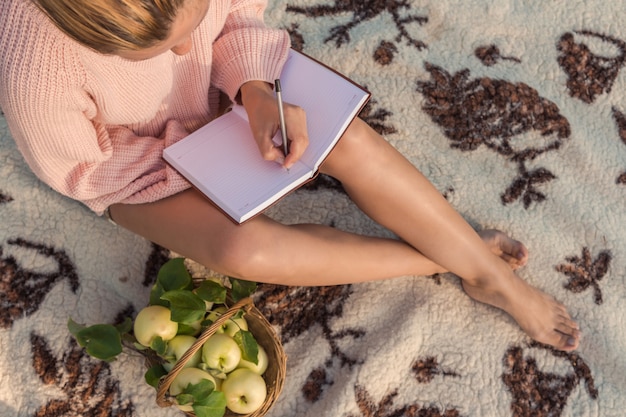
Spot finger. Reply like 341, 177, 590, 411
284, 130, 308, 167
283, 107, 309, 168
256, 130, 284, 163
263, 143, 285, 163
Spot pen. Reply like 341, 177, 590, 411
274, 79, 289, 156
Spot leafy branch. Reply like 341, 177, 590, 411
68, 257, 257, 363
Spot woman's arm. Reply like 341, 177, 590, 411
211, 0, 308, 168
239, 80, 309, 168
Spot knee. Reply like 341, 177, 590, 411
322, 117, 386, 178
338, 118, 372, 151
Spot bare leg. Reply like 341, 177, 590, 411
110, 119, 578, 351
111, 191, 439, 283
110, 190, 522, 284
319, 118, 579, 351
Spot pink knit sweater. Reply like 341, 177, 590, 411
0, 0, 290, 215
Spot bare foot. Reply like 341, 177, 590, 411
462, 268, 580, 351
478, 229, 528, 270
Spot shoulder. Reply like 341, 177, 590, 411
0, 0, 64, 48
0, 0, 85, 74
0, 0, 90, 112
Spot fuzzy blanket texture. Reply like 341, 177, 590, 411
1, 0, 625, 416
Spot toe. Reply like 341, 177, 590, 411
555, 308, 579, 329
498, 252, 522, 269
494, 230, 529, 265
554, 321, 580, 338
558, 331, 580, 351
537, 329, 579, 351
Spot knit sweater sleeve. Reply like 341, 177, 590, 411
211, 0, 291, 100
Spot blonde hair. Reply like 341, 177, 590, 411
32, 0, 187, 54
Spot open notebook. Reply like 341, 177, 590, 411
163, 49, 370, 223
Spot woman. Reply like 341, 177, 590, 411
0, 0, 580, 351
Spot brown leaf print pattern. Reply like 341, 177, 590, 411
302, 366, 333, 403
0, 238, 79, 328
286, 0, 428, 65
475, 45, 521, 67
374, 40, 399, 66
411, 356, 459, 383
359, 98, 399, 137
503, 342, 598, 417
349, 385, 461, 417
286, 22, 306, 52
0, 190, 13, 204
555, 247, 611, 305
254, 284, 365, 402
416, 63, 570, 208
501, 166, 557, 208
557, 30, 626, 104
141, 243, 172, 287
611, 107, 626, 184
31, 333, 134, 417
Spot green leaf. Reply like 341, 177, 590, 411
176, 322, 200, 336
231, 309, 245, 321
121, 332, 138, 345
195, 280, 227, 304
115, 316, 133, 335
193, 390, 227, 417
175, 379, 227, 417
183, 378, 216, 397
144, 364, 167, 389
161, 290, 207, 323
68, 321, 123, 362
149, 282, 168, 307
229, 278, 257, 301
177, 393, 195, 407
67, 318, 86, 339
150, 336, 168, 356
233, 329, 259, 364
157, 258, 194, 291
132, 341, 150, 351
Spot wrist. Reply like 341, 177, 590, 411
238, 80, 273, 106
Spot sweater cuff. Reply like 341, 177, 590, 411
211, 28, 291, 101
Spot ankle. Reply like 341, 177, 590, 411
462, 262, 514, 289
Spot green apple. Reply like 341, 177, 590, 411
205, 306, 227, 322
185, 318, 203, 336
201, 333, 241, 373
237, 344, 268, 375
220, 315, 248, 337
169, 367, 217, 412
133, 305, 178, 347
163, 335, 202, 372
221, 368, 267, 414
206, 306, 249, 337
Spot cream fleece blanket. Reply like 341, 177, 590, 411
1, 0, 625, 416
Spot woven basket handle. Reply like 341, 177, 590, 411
156, 296, 254, 407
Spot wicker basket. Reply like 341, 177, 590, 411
153, 296, 287, 417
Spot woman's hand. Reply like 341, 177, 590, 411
239, 80, 308, 169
